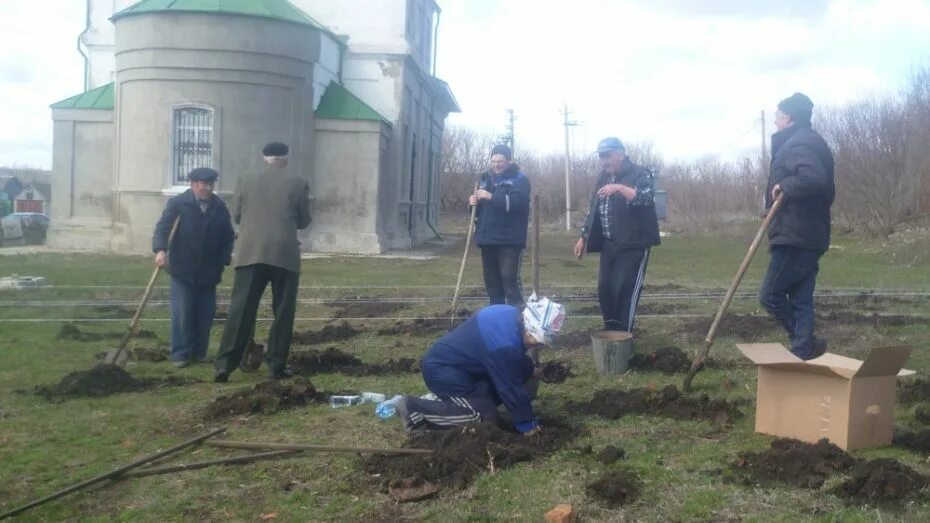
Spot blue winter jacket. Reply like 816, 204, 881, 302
421, 305, 538, 433
152, 189, 235, 287
474, 164, 531, 248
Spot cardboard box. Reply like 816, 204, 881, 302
737, 343, 914, 451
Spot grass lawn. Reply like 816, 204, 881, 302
0, 229, 928, 521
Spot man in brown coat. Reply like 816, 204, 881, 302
214, 142, 311, 381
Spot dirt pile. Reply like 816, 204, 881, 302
835, 458, 927, 502
292, 322, 359, 345
898, 379, 930, 403
363, 418, 578, 492
629, 346, 690, 373
687, 314, 779, 341
916, 406, 930, 425
205, 379, 325, 419
817, 311, 910, 328
586, 471, 641, 507
376, 308, 472, 336
728, 438, 856, 489
57, 323, 158, 342
893, 428, 930, 452
571, 385, 743, 426
130, 346, 170, 362
537, 361, 572, 384
35, 364, 193, 400
596, 445, 626, 465
328, 301, 410, 319
288, 348, 420, 376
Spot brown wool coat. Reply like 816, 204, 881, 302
231, 166, 311, 273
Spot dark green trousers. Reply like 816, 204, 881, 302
214, 263, 299, 377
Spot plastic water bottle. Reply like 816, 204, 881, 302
376, 395, 404, 419
329, 395, 362, 408
360, 392, 386, 404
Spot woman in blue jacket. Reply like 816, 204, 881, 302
393, 296, 565, 436
469, 144, 530, 306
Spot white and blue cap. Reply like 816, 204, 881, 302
596, 137, 626, 154
522, 293, 566, 345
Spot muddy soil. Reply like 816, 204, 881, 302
328, 301, 410, 319
728, 438, 856, 489
363, 418, 578, 492
629, 346, 691, 373
57, 323, 158, 342
586, 470, 641, 507
916, 406, 930, 425
816, 310, 910, 328
835, 458, 928, 502
205, 378, 325, 419
537, 361, 572, 384
375, 308, 472, 336
571, 385, 743, 426
687, 314, 780, 341
893, 428, 930, 452
898, 379, 930, 403
35, 364, 194, 400
288, 348, 421, 376
597, 445, 626, 465
130, 346, 170, 362
292, 322, 360, 345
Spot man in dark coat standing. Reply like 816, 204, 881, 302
213, 142, 312, 381
760, 92, 835, 360
470, 144, 530, 306
574, 138, 660, 333
153, 167, 235, 367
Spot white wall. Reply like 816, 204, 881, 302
81, 0, 137, 89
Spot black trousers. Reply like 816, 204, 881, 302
597, 241, 650, 332
214, 264, 299, 377
480, 245, 524, 306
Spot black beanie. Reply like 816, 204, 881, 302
262, 142, 289, 156
490, 144, 512, 160
777, 92, 814, 125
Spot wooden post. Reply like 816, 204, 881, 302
206, 440, 434, 455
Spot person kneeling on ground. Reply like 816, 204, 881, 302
394, 295, 565, 436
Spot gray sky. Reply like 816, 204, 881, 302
1, 0, 929, 169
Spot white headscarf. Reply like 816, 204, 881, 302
522, 293, 566, 345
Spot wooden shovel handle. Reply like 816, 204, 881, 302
683, 194, 783, 391
450, 183, 479, 328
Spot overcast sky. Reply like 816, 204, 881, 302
1, 0, 929, 169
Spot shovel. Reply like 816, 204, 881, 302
104, 216, 180, 366
682, 193, 783, 392
450, 183, 479, 329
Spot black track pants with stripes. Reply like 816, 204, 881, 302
402, 391, 499, 431
597, 242, 650, 332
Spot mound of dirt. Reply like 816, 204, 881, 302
35, 364, 194, 400
288, 348, 420, 376
586, 470, 641, 507
893, 428, 930, 452
131, 346, 170, 362
728, 438, 856, 489
817, 311, 910, 328
916, 406, 930, 425
537, 361, 572, 384
328, 301, 410, 319
629, 346, 690, 373
363, 418, 578, 492
899, 379, 930, 403
552, 331, 589, 350
57, 323, 158, 342
205, 379, 324, 419
835, 458, 927, 502
292, 322, 359, 345
597, 445, 626, 465
376, 308, 473, 336
571, 385, 743, 426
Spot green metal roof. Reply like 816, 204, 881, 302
316, 82, 391, 124
112, 0, 325, 29
50, 83, 114, 110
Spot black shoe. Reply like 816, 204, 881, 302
213, 371, 230, 383
809, 337, 828, 360
268, 368, 296, 380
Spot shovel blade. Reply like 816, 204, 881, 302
104, 348, 130, 366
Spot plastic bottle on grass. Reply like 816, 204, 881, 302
329, 395, 361, 408
376, 395, 405, 419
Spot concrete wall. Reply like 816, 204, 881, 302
110, 12, 322, 253
309, 118, 390, 253
47, 108, 115, 250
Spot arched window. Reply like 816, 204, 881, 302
172, 106, 214, 186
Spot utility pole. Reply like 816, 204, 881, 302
505, 109, 516, 158
562, 104, 579, 230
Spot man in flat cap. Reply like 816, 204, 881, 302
153, 167, 235, 367
574, 137, 660, 334
760, 92, 835, 360
213, 142, 312, 381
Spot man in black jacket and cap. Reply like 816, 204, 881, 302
574, 137, 660, 333
153, 167, 235, 368
760, 92, 835, 360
